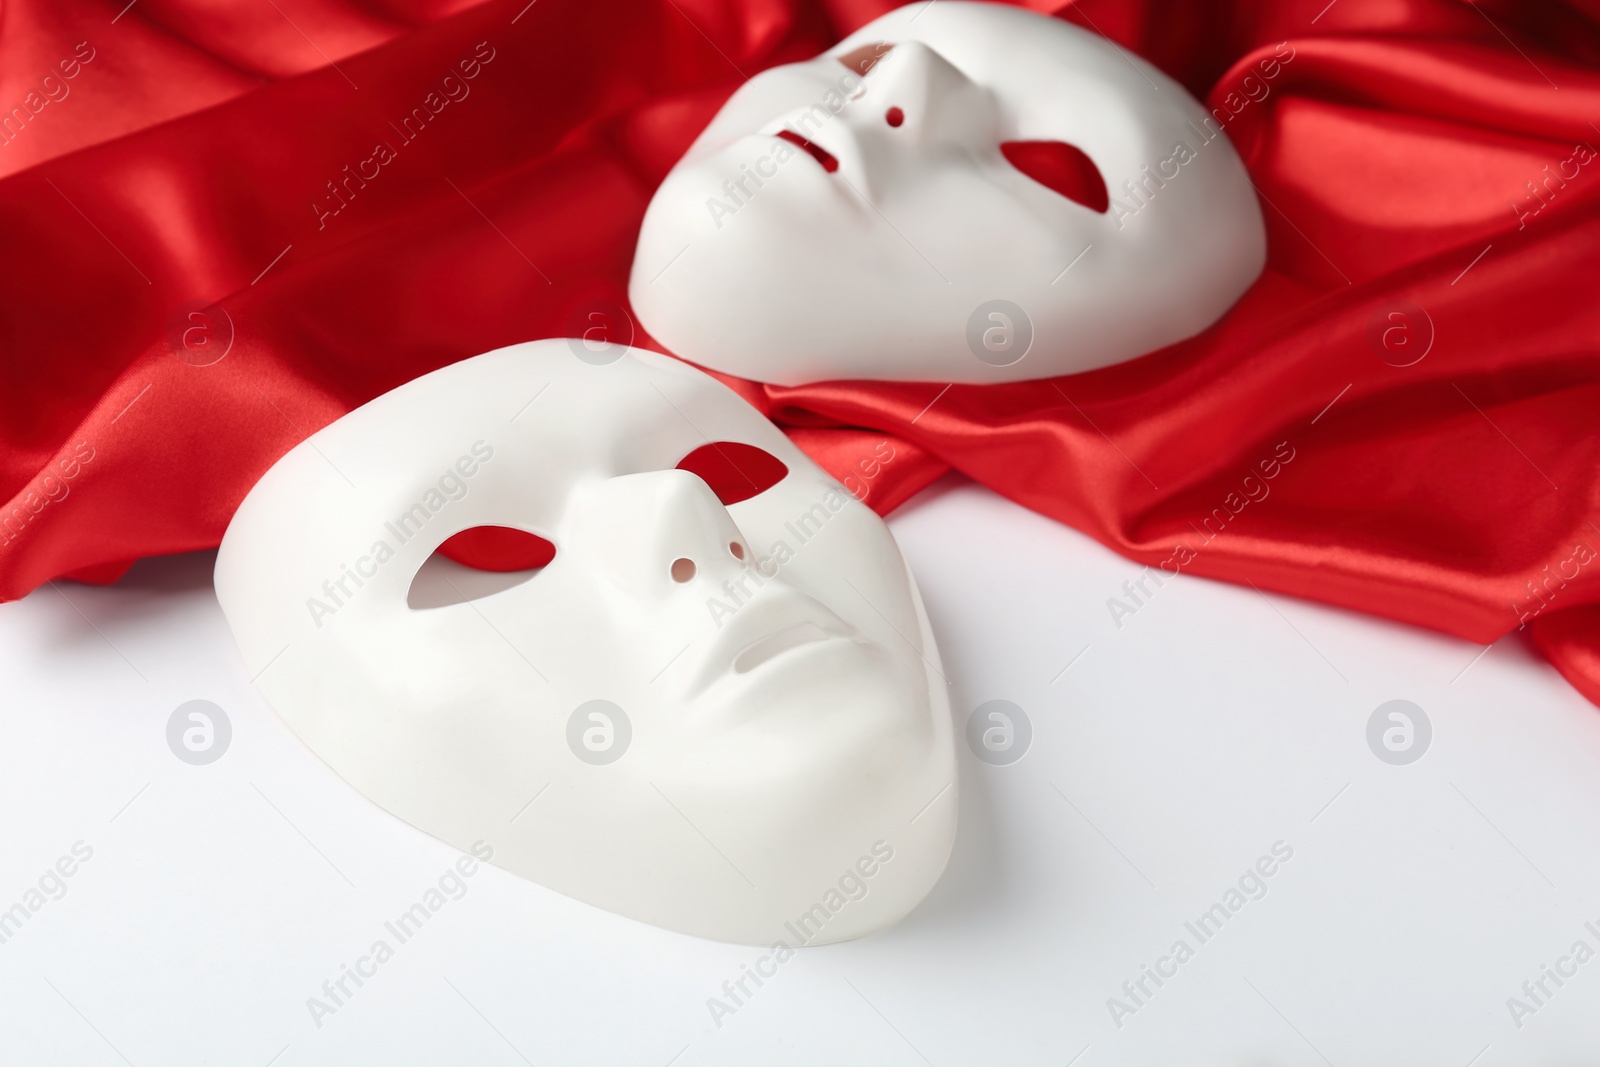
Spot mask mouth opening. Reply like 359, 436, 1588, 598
733, 621, 832, 674
775, 129, 839, 173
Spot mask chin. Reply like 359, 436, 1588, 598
629, 0, 1266, 386
214, 340, 958, 945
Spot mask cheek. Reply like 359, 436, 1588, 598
531, 566, 631, 664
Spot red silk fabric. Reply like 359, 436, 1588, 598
2, 0, 1598, 702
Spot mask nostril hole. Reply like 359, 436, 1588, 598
885, 106, 904, 128
671, 557, 697, 583
730, 542, 745, 560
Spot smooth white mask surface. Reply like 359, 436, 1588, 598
630, 1, 1266, 385
214, 341, 956, 945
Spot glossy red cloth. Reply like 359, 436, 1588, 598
2, 0, 1598, 702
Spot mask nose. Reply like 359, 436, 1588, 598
858, 41, 979, 121
565, 469, 751, 600
825, 40, 997, 199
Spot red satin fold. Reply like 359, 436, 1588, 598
2, 0, 1598, 704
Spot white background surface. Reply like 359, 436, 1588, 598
3, 474, 1598, 1066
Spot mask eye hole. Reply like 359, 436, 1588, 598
676, 442, 788, 505
1000, 140, 1109, 213
408, 525, 556, 610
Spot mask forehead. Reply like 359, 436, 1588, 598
630, 0, 1266, 385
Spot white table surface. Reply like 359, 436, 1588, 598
2, 474, 1597, 1066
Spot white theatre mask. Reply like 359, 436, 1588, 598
630, 1, 1266, 385
214, 341, 956, 946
